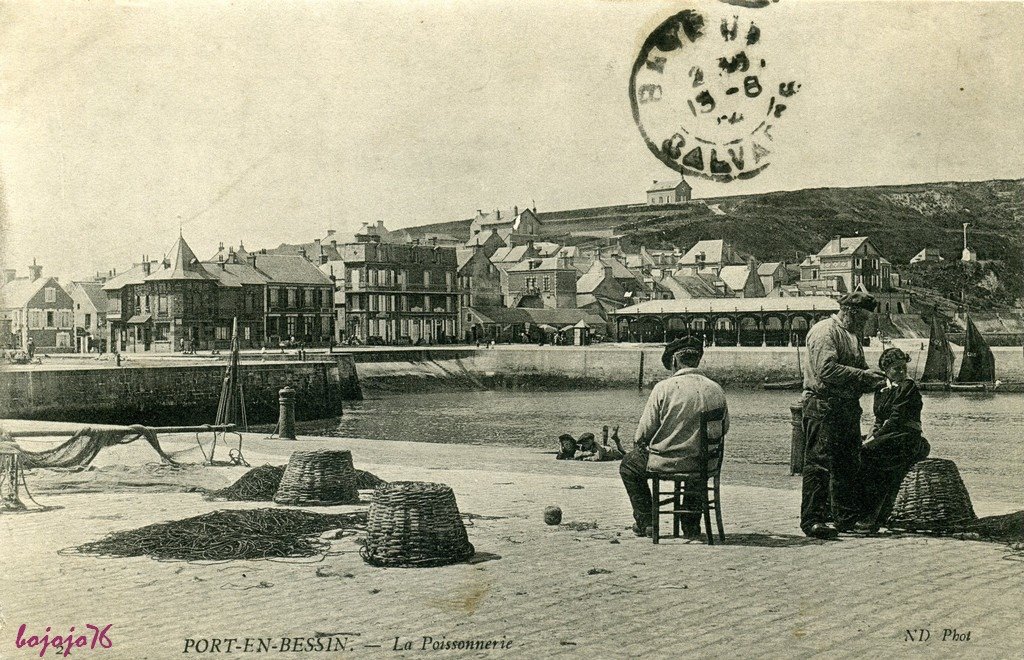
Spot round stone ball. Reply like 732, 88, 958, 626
544, 505, 562, 525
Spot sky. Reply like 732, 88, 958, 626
2, 0, 1023, 282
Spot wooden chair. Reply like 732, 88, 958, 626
648, 407, 727, 545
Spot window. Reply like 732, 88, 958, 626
85, 313, 92, 328
424, 295, 430, 311
56, 332, 70, 348
286, 317, 297, 336
269, 288, 279, 306
321, 315, 330, 336
154, 324, 168, 341
244, 326, 251, 341
46, 311, 56, 328
287, 288, 297, 307
543, 276, 551, 292
424, 271, 431, 287
29, 309, 43, 329
158, 294, 169, 315
45, 287, 56, 303
305, 288, 314, 307
446, 272, 453, 291
59, 310, 73, 328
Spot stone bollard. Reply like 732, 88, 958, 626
789, 400, 805, 475
278, 386, 297, 440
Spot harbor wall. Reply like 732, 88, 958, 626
0, 357, 360, 425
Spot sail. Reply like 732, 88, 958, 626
956, 314, 996, 384
921, 315, 954, 384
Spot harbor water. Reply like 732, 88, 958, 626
286, 388, 1024, 508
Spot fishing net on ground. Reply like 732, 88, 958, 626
71, 508, 368, 561
206, 465, 387, 501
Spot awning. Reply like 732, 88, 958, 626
126, 314, 152, 324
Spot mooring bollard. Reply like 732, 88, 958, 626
278, 386, 297, 440
789, 400, 805, 475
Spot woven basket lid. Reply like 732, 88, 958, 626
273, 449, 359, 506
361, 481, 474, 568
888, 458, 977, 531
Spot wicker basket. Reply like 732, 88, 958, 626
887, 458, 977, 532
361, 481, 475, 568
273, 449, 359, 506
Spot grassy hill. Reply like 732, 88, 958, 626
405, 178, 1024, 308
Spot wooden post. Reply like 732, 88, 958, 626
638, 351, 645, 393
278, 386, 297, 440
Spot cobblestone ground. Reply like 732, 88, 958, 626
1, 431, 1021, 659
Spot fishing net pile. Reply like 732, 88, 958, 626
206, 465, 387, 502
958, 511, 1024, 544
74, 508, 368, 561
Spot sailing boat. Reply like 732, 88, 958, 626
950, 313, 998, 391
919, 313, 955, 391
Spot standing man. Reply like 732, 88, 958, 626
619, 336, 729, 537
800, 292, 886, 539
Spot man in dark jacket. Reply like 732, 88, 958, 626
857, 347, 931, 532
800, 292, 886, 539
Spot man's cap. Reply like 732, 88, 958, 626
879, 346, 911, 370
578, 432, 596, 444
662, 335, 704, 370
558, 434, 576, 443
838, 292, 877, 312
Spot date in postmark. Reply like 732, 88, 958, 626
629, 1, 800, 182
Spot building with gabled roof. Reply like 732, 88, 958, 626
468, 206, 541, 247
464, 228, 506, 257
646, 178, 692, 205
910, 248, 943, 264
676, 239, 744, 277
68, 280, 110, 352
506, 256, 578, 309
718, 263, 765, 298
799, 236, 892, 293
0, 262, 75, 352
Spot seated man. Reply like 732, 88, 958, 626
619, 336, 729, 537
856, 347, 931, 532
574, 432, 624, 462
555, 434, 577, 460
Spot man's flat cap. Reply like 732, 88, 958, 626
838, 292, 877, 312
662, 335, 704, 370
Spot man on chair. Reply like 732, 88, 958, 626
619, 336, 729, 538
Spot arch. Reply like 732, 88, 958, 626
738, 315, 762, 347
789, 315, 810, 346
763, 314, 786, 346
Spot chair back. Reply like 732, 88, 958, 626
699, 407, 727, 479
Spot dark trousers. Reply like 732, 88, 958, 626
800, 397, 863, 534
619, 447, 701, 531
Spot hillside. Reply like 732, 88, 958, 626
405, 178, 1024, 307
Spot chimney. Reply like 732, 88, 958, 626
514, 205, 518, 216
299, 248, 307, 260
142, 261, 151, 275
28, 258, 42, 281
496, 210, 501, 221
835, 235, 842, 252
377, 220, 385, 229
3, 269, 16, 284
218, 241, 224, 252
604, 264, 614, 280
248, 254, 258, 270
326, 229, 336, 237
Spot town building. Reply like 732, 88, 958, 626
337, 236, 459, 344
105, 237, 271, 352
799, 236, 892, 293
468, 206, 541, 247
718, 262, 766, 298
0, 262, 75, 352
757, 262, 792, 295
675, 239, 744, 277
248, 252, 334, 347
505, 256, 578, 309
68, 280, 109, 352
646, 179, 692, 205
457, 247, 502, 342
463, 228, 506, 258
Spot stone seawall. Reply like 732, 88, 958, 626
0, 356, 361, 425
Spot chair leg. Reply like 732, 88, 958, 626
651, 477, 660, 544
702, 482, 714, 545
714, 477, 725, 541
672, 481, 681, 538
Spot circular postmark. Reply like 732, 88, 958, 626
629, 2, 800, 182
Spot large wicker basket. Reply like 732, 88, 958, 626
273, 449, 359, 506
361, 481, 475, 568
887, 458, 977, 532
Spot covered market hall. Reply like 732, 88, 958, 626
612, 297, 840, 346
